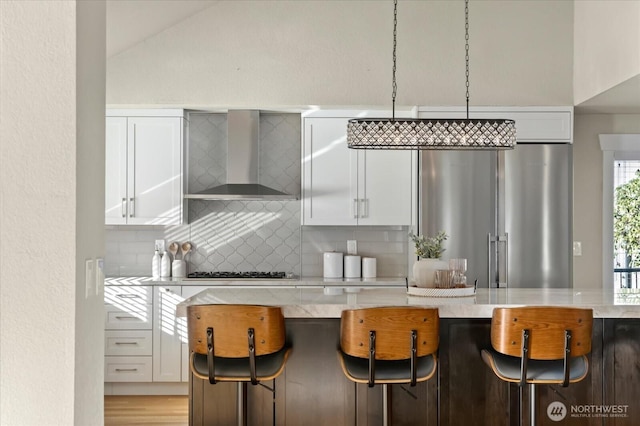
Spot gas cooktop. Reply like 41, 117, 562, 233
186, 271, 290, 280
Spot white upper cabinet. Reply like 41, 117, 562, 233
106, 110, 185, 225
416, 107, 573, 143
302, 113, 414, 226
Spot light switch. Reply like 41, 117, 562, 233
85, 259, 94, 299
96, 258, 104, 296
573, 241, 582, 256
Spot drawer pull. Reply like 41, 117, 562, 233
114, 342, 138, 345
116, 294, 141, 299
114, 315, 139, 320
115, 368, 138, 372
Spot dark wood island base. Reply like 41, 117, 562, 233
188, 317, 639, 426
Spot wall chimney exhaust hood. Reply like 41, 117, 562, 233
185, 110, 296, 201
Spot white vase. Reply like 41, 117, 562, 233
413, 258, 448, 288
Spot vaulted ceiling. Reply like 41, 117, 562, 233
106, 0, 640, 114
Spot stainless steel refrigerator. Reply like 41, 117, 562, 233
419, 144, 572, 288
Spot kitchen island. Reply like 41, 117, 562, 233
177, 287, 640, 426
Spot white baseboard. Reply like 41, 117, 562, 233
104, 382, 188, 396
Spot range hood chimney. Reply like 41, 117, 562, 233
185, 110, 296, 201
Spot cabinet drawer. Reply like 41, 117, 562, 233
104, 285, 153, 303
105, 330, 152, 356
105, 356, 153, 382
104, 304, 153, 330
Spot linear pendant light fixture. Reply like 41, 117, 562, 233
347, 0, 516, 150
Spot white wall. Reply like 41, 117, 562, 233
573, 113, 640, 290
574, 0, 640, 104
106, 0, 573, 108
0, 1, 105, 424
75, 1, 107, 425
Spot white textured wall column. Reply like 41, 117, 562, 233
0, 1, 105, 424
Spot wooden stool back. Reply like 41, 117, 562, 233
340, 307, 439, 360
491, 306, 592, 360
187, 304, 285, 357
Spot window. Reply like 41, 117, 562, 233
613, 160, 640, 288
600, 134, 640, 289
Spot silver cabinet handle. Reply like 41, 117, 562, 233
353, 199, 359, 218
129, 197, 135, 217
488, 233, 509, 288
114, 315, 138, 320
115, 342, 138, 345
501, 233, 509, 287
121, 198, 126, 218
362, 198, 369, 218
115, 368, 138, 372
116, 294, 140, 299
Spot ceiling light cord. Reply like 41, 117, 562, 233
392, 0, 398, 122
465, 0, 470, 120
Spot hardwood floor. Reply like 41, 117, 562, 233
104, 395, 188, 425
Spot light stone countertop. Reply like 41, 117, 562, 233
105, 276, 407, 288
175, 287, 640, 319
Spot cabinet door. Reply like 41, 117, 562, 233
153, 286, 183, 382
303, 117, 357, 225
127, 117, 182, 225
105, 117, 128, 225
359, 150, 413, 225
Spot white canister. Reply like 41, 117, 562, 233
323, 252, 344, 278
172, 260, 186, 278
344, 255, 361, 278
362, 257, 377, 278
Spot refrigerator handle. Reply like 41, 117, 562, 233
487, 233, 493, 288
503, 233, 508, 287
496, 233, 509, 287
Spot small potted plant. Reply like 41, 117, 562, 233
409, 230, 449, 288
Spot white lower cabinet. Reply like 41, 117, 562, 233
152, 286, 183, 382
104, 285, 153, 383
105, 284, 210, 390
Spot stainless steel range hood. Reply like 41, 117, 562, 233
185, 110, 296, 201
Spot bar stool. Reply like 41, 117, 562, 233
481, 306, 593, 426
337, 307, 439, 426
187, 304, 291, 426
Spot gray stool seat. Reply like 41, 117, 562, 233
481, 349, 589, 384
192, 347, 289, 382
340, 352, 437, 384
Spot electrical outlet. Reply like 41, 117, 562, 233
155, 239, 165, 252
347, 240, 357, 255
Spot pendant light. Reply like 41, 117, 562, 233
347, 0, 516, 150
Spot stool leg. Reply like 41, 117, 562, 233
237, 382, 247, 426
529, 383, 536, 426
382, 384, 389, 426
